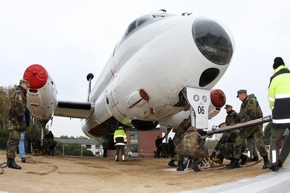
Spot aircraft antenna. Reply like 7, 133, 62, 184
182, 13, 192, 16
86, 73, 94, 102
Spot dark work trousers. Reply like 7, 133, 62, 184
115, 145, 125, 159
270, 128, 290, 166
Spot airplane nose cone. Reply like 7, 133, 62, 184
192, 18, 233, 65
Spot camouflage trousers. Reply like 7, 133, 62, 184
6, 129, 21, 158
175, 127, 207, 160
219, 142, 234, 159
234, 127, 267, 159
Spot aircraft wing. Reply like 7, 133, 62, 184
54, 101, 94, 119
24, 64, 94, 121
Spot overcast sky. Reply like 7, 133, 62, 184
0, 0, 289, 137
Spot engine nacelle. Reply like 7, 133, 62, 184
24, 64, 57, 120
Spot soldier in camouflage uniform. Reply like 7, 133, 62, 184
6, 79, 30, 169
227, 89, 270, 169
168, 137, 175, 158
175, 126, 207, 172
211, 105, 241, 164
224, 104, 240, 126
211, 123, 234, 163
167, 118, 191, 168
211, 123, 247, 166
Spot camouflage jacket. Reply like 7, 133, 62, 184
172, 119, 191, 146
225, 110, 240, 125
239, 94, 263, 129
8, 86, 27, 131
176, 127, 206, 159
215, 130, 238, 151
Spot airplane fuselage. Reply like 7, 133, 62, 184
24, 12, 234, 139
84, 12, 233, 136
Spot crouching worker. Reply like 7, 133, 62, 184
43, 131, 56, 155
175, 126, 207, 172
210, 122, 247, 167
168, 118, 191, 167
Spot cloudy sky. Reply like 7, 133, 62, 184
0, 0, 289, 137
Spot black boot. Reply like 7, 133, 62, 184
240, 154, 248, 165
279, 159, 283, 168
190, 159, 201, 172
176, 159, 184, 171
7, 158, 21, 169
269, 159, 281, 171
226, 158, 233, 167
270, 165, 279, 172
262, 155, 270, 169
168, 159, 177, 167
217, 154, 224, 164
226, 158, 240, 169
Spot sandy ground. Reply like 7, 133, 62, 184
0, 150, 289, 193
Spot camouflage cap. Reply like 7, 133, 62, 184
224, 104, 233, 109
236, 89, 247, 97
19, 79, 30, 87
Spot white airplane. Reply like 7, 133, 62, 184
23, 10, 234, 143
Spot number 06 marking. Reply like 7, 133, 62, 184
198, 106, 205, 114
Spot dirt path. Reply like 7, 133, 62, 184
0, 150, 288, 193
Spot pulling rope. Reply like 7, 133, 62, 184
200, 156, 263, 170
240, 158, 262, 168
0, 161, 7, 174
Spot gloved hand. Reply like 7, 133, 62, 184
198, 129, 207, 136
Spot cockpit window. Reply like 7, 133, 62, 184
125, 15, 152, 36
113, 13, 176, 53
192, 18, 233, 65
123, 13, 176, 38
